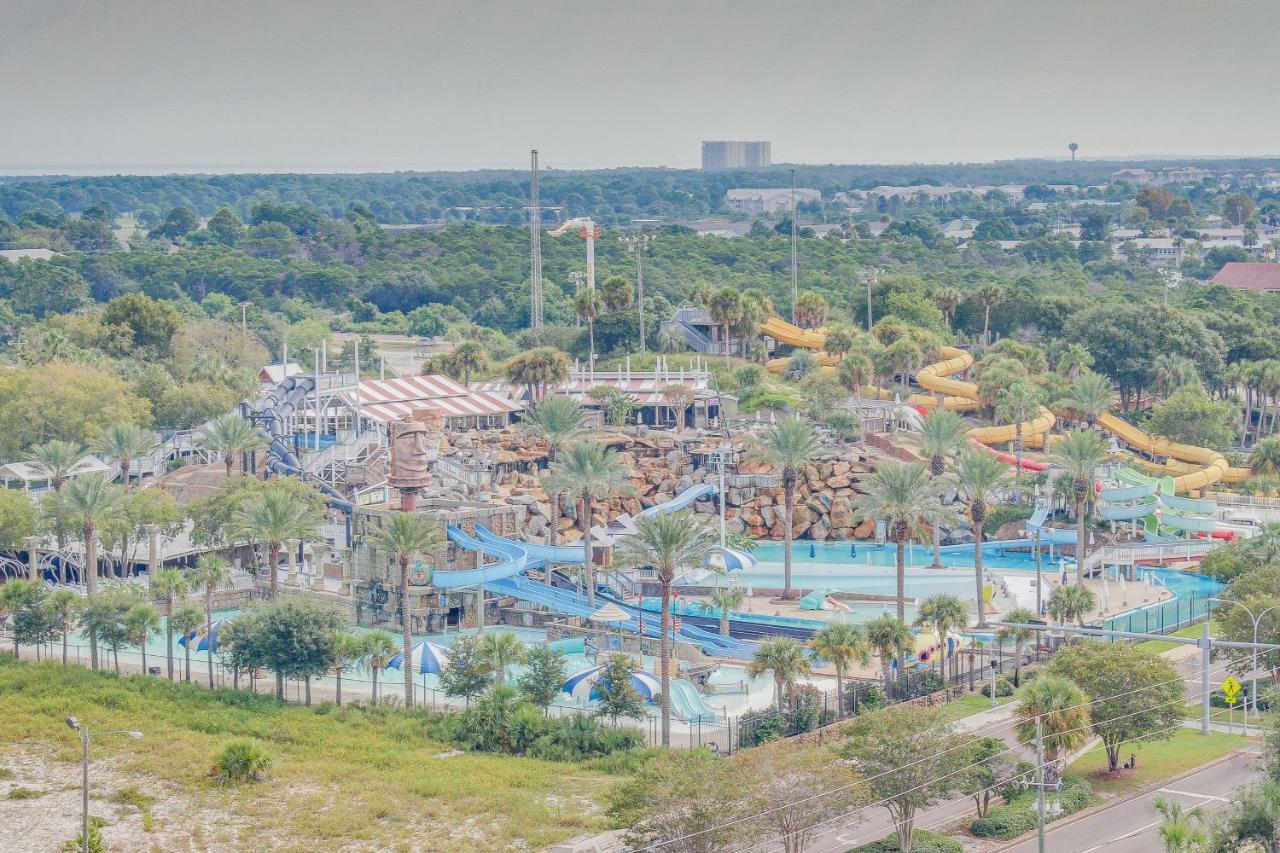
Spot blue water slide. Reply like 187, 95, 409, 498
639, 483, 717, 518
668, 679, 718, 723
1024, 506, 1078, 545
473, 524, 582, 564
437, 524, 535, 588
256, 376, 355, 513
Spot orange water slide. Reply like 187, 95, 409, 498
1094, 412, 1248, 493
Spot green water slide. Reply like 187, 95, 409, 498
1099, 494, 1160, 521
1116, 466, 1177, 496
1161, 493, 1218, 515
1159, 507, 1219, 533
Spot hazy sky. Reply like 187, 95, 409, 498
4, 0, 1278, 173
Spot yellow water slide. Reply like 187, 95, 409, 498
912, 346, 1056, 444
760, 316, 828, 350
1094, 412, 1248, 493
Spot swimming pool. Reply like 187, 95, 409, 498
744, 539, 1225, 629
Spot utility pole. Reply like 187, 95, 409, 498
790, 168, 799, 322
621, 233, 652, 353
240, 301, 250, 336
529, 149, 544, 329
859, 267, 881, 332
1034, 530, 1043, 616
1035, 716, 1047, 853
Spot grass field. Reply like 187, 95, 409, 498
937, 693, 1015, 724
1135, 620, 1220, 655
0, 656, 616, 851
1065, 727, 1247, 795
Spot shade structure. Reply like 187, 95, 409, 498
177, 619, 222, 653
589, 603, 630, 623
562, 665, 661, 702
387, 641, 451, 675
709, 548, 755, 572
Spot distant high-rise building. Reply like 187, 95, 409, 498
701, 140, 771, 170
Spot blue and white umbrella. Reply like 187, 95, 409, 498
710, 548, 756, 572
563, 665, 661, 702
387, 641, 451, 674
178, 619, 223, 653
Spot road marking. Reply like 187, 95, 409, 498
1158, 787, 1229, 802
1076, 820, 1160, 852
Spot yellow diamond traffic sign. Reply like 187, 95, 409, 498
1222, 676, 1243, 698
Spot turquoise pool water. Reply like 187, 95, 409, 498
744, 539, 1225, 629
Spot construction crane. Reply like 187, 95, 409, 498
548, 217, 601, 292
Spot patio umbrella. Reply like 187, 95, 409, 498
178, 619, 223, 653
589, 603, 629, 623
562, 665, 661, 702
387, 641, 451, 674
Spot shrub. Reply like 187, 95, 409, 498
211, 740, 272, 784
970, 804, 1037, 839
981, 677, 1015, 698
7, 787, 46, 799
851, 829, 963, 852
1056, 778, 1092, 815
996, 760, 1036, 804
983, 505, 1034, 537
62, 817, 106, 853
854, 685, 885, 712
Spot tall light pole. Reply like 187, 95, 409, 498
1210, 597, 1280, 717
569, 272, 586, 327
858, 267, 881, 332
240, 301, 251, 336
529, 149, 544, 329
790, 168, 799, 322
620, 232, 652, 354
66, 717, 142, 853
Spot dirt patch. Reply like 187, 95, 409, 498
0, 747, 247, 852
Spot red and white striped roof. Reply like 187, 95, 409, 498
345, 375, 523, 423
473, 376, 703, 406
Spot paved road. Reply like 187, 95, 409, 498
1000, 747, 1260, 852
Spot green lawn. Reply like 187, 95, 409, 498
1135, 620, 1220, 655
1065, 727, 1246, 795
937, 693, 1015, 724
0, 656, 615, 851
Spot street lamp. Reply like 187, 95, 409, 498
66, 717, 143, 853
619, 233, 653, 354
1208, 598, 1280, 718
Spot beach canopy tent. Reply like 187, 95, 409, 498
386, 641, 451, 674
0, 455, 109, 493
563, 665, 660, 702
589, 603, 630, 623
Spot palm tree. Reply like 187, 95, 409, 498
750, 418, 822, 601
1055, 343, 1093, 380
1048, 584, 1096, 628
477, 631, 526, 687
914, 594, 968, 680
330, 631, 365, 706
1251, 436, 1280, 476
55, 473, 124, 610
995, 607, 1037, 686
933, 287, 963, 328
1055, 373, 1114, 428
191, 554, 232, 688
615, 510, 716, 745
823, 325, 856, 362
746, 637, 812, 713
710, 585, 745, 636
172, 604, 202, 682
794, 291, 830, 329
367, 512, 442, 709
865, 613, 912, 698
995, 382, 1042, 501
506, 347, 570, 401
92, 422, 157, 489
1151, 796, 1207, 853
918, 409, 968, 567
124, 603, 161, 677
197, 413, 265, 477
953, 447, 1010, 627
1151, 354, 1200, 397
599, 274, 634, 313
151, 567, 190, 682
520, 395, 590, 550
546, 442, 632, 608
707, 287, 744, 370
575, 288, 604, 368
837, 352, 874, 408
234, 483, 322, 601
656, 324, 686, 354
854, 459, 951, 622
47, 588, 80, 665
808, 622, 869, 720
360, 630, 399, 706
448, 342, 490, 384
1015, 674, 1089, 788
977, 282, 1003, 346
29, 439, 84, 493
1051, 430, 1108, 583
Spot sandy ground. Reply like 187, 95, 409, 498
0, 747, 247, 852
329, 331, 435, 378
